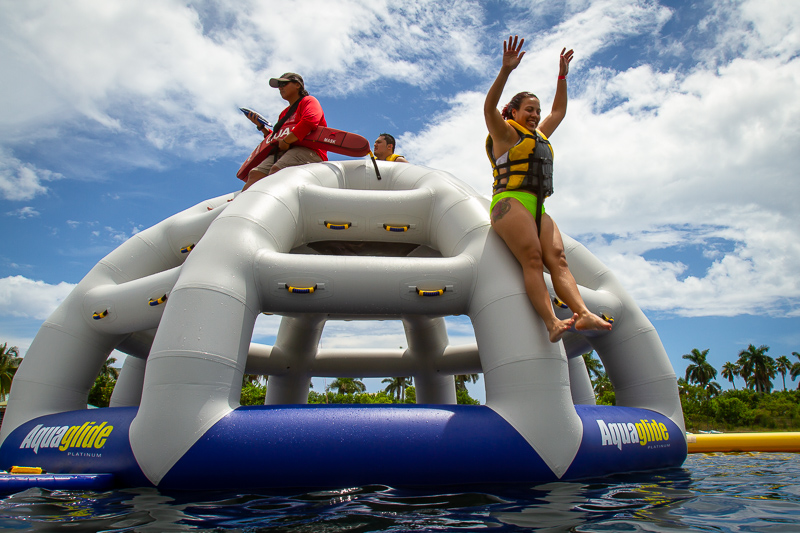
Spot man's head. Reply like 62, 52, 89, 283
269, 72, 309, 101
373, 133, 396, 160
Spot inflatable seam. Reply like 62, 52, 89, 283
470, 291, 531, 321
216, 213, 287, 251
481, 353, 566, 374
613, 372, 679, 393
169, 283, 252, 310
39, 321, 121, 351
146, 350, 241, 369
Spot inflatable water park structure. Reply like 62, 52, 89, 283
0, 160, 688, 491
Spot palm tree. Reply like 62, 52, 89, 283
327, 377, 366, 395
737, 344, 775, 393
382, 376, 413, 401
0, 343, 22, 401
582, 351, 605, 382
677, 377, 690, 396
98, 357, 120, 381
776, 356, 792, 391
593, 371, 613, 395
791, 352, 800, 389
682, 348, 717, 389
705, 381, 722, 397
454, 374, 479, 393
242, 374, 266, 386
720, 361, 739, 390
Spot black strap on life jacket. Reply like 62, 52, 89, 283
534, 152, 545, 237
268, 96, 306, 164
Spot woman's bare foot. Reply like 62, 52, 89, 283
575, 311, 613, 333
546, 313, 578, 343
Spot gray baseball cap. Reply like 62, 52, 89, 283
269, 72, 304, 88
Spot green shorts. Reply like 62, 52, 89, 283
490, 190, 545, 217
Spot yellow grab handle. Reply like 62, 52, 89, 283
417, 287, 445, 297
149, 294, 168, 306
286, 284, 317, 294
325, 221, 351, 230
92, 309, 109, 320
383, 224, 409, 232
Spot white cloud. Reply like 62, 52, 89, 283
319, 320, 408, 350
5, 206, 40, 219
0, 276, 75, 320
0, 0, 489, 166
1, 0, 798, 323
253, 313, 281, 341
399, 0, 800, 319
0, 148, 62, 201
253, 315, 475, 351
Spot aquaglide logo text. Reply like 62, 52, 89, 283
596, 418, 669, 450
19, 421, 114, 454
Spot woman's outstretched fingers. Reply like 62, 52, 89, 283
559, 48, 574, 75
503, 36, 526, 68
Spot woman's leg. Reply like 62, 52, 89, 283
538, 215, 612, 333
491, 197, 576, 342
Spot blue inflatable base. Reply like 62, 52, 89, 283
0, 404, 687, 491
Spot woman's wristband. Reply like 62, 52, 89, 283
558, 75, 567, 80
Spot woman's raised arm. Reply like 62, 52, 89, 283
485, 36, 525, 146
538, 48, 574, 138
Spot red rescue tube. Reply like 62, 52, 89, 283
237, 139, 275, 181
303, 127, 371, 157
237, 127, 371, 181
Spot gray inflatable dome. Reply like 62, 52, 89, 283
0, 160, 685, 487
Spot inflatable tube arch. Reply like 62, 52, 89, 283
0, 161, 686, 490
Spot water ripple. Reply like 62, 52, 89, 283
0, 453, 799, 531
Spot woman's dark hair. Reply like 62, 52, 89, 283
501, 91, 538, 120
299, 86, 309, 97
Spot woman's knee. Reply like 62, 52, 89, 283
543, 245, 569, 273
515, 243, 546, 272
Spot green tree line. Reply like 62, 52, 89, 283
7, 337, 798, 432
584, 345, 800, 431
243, 375, 480, 406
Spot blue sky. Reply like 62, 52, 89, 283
1, 0, 799, 402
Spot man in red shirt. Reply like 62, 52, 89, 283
242, 72, 328, 191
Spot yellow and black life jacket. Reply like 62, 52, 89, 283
486, 119, 554, 196
387, 153, 404, 162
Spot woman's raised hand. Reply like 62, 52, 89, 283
502, 35, 526, 70
559, 48, 574, 77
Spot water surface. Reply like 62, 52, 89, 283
0, 453, 798, 531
